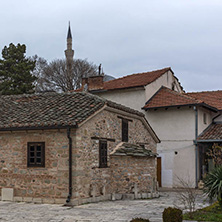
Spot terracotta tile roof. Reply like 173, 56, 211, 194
75, 67, 172, 93
186, 91, 222, 110
143, 86, 203, 110
102, 67, 171, 91
110, 142, 157, 157
197, 122, 222, 141
0, 92, 144, 131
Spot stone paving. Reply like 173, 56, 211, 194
0, 191, 210, 222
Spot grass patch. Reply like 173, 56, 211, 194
183, 201, 222, 221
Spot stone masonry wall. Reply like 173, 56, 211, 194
0, 129, 71, 203
73, 109, 157, 200
110, 156, 156, 194
0, 109, 157, 204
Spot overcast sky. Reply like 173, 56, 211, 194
1, 0, 222, 92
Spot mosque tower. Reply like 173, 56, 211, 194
65, 22, 74, 74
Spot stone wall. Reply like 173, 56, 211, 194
73, 108, 157, 201
0, 108, 157, 205
0, 129, 70, 203
110, 156, 156, 194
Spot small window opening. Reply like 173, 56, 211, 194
27, 142, 45, 167
122, 119, 129, 142
99, 140, 107, 168
203, 113, 207, 124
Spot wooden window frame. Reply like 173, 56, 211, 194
99, 140, 107, 168
27, 142, 45, 167
122, 119, 129, 142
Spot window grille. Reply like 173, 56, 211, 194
27, 142, 45, 167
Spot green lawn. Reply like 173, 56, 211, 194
183, 202, 222, 221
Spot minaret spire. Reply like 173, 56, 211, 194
65, 22, 74, 61
67, 21, 72, 39
65, 22, 74, 90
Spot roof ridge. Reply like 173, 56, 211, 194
187, 90, 222, 94
104, 67, 171, 84
162, 86, 203, 103
0, 91, 58, 99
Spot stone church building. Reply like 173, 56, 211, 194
0, 91, 159, 204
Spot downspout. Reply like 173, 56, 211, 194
66, 128, 72, 203
194, 106, 198, 188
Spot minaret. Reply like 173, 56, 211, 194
65, 22, 74, 66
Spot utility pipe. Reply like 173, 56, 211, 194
194, 106, 198, 188
66, 128, 72, 203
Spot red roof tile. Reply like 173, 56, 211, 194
143, 86, 202, 109
197, 123, 222, 141
103, 67, 171, 91
186, 91, 222, 110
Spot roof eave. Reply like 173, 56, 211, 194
143, 103, 218, 112
143, 103, 198, 111
0, 124, 78, 132
200, 103, 218, 112
92, 85, 145, 93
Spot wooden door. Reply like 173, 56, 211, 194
157, 157, 162, 187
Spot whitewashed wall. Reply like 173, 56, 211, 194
145, 70, 183, 101
95, 72, 201, 188
147, 107, 196, 187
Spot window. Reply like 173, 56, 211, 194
122, 119, 129, 142
99, 140, 107, 168
27, 142, 45, 167
203, 113, 207, 124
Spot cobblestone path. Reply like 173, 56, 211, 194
0, 191, 209, 222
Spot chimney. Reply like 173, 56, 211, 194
80, 64, 105, 91
88, 76, 104, 91
81, 76, 104, 91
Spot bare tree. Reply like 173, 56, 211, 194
174, 175, 198, 214
32, 56, 99, 92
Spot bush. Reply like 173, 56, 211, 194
130, 218, 150, 222
204, 166, 222, 209
162, 207, 183, 222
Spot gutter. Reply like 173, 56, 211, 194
91, 86, 145, 94
0, 124, 77, 132
212, 113, 221, 122
143, 103, 217, 112
197, 139, 222, 143
194, 106, 198, 188
66, 127, 72, 203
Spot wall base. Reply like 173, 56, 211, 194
0, 192, 159, 206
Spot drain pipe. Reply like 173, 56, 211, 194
66, 128, 72, 203
194, 106, 198, 188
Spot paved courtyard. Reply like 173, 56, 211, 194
0, 191, 209, 222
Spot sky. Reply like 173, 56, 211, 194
1, 0, 222, 92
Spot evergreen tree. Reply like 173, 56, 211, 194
0, 43, 36, 95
